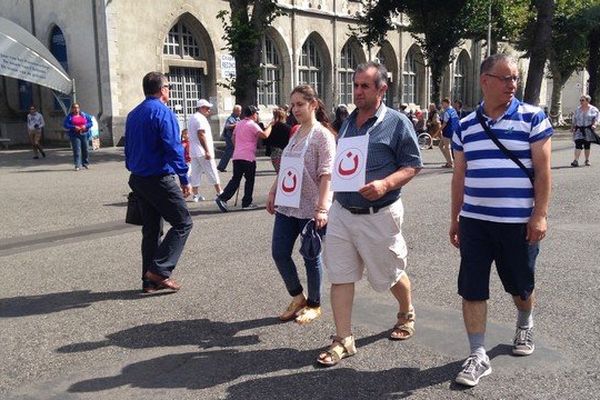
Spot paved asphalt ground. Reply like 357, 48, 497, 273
1, 132, 598, 399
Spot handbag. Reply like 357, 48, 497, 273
476, 110, 534, 185
125, 191, 144, 225
299, 219, 322, 260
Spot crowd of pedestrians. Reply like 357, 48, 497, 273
120, 56, 555, 388
18, 54, 566, 389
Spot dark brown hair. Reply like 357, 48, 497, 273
290, 84, 334, 133
142, 71, 167, 96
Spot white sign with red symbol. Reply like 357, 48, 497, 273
275, 125, 317, 208
275, 161, 304, 208
331, 134, 368, 192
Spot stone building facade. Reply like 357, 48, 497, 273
1, 0, 525, 146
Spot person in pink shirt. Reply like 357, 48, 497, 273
215, 105, 272, 211
63, 103, 93, 171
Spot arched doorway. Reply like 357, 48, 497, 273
162, 17, 212, 127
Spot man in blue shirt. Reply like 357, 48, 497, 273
125, 71, 193, 293
440, 98, 460, 168
316, 62, 423, 367
217, 104, 241, 172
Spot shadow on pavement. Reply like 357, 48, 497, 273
66, 331, 390, 393
223, 344, 513, 399
57, 317, 281, 353
0, 148, 125, 169
65, 330, 514, 395
0, 289, 161, 317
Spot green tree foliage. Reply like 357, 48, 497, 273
355, 0, 532, 104
547, 0, 591, 123
581, 3, 600, 104
518, 0, 555, 105
217, 1, 284, 107
356, 0, 474, 104
466, 0, 531, 53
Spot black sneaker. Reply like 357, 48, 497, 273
40, 150, 46, 158
33, 156, 39, 159
215, 197, 228, 213
512, 326, 535, 356
242, 203, 258, 210
455, 354, 492, 387
571, 160, 579, 167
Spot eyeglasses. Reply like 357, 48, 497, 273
485, 73, 519, 84
580, 98, 587, 102
162, 84, 172, 90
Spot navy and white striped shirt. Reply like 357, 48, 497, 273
335, 104, 423, 209
452, 98, 552, 223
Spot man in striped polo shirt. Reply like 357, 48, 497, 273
450, 54, 552, 387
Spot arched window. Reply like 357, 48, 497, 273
403, 51, 417, 104
257, 36, 281, 107
163, 22, 201, 59
299, 38, 323, 97
163, 21, 206, 125
50, 26, 69, 111
339, 43, 358, 106
453, 54, 467, 102
376, 49, 393, 107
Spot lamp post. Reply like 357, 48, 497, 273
487, 1, 492, 57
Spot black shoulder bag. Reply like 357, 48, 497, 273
125, 191, 144, 225
476, 110, 534, 185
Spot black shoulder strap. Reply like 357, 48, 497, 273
476, 109, 534, 185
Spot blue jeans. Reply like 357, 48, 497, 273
272, 212, 323, 307
217, 132, 234, 171
128, 174, 193, 287
70, 134, 89, 168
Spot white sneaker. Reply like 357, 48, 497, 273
512, 327, 535, 356
455, 354, 492, 387
192, 194, 205, 202
242, 203, 258, 210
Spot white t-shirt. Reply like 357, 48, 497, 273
187, 112, 214, 158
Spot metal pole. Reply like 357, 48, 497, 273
71, 78, 77, 103
487, 1, 492, 57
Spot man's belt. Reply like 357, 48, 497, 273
340, 200, 395, 215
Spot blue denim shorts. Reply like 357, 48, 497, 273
458, 217, 540, 301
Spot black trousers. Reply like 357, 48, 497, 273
128, 174, 193, 285
219, 159, 256, 207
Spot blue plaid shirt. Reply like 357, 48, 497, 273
335, 104, 423, 208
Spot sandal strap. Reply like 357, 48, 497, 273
396, 307, 416, 322
328, 335, 354, 355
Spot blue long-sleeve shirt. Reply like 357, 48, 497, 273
125, 97, 189, 185
63, 112, 93, 138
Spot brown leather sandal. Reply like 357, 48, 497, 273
316, 335, 356, 367
390, 307, 415, 340
279, 298, 307, 321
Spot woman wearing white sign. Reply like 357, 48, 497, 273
266, 85, 336, 325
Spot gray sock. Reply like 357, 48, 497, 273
468, 332, 487, 360
517, 309, 533, 329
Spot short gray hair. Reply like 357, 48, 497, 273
480, 54, 517, 75
581, 94, 592, 102
354, 61, 388, 89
